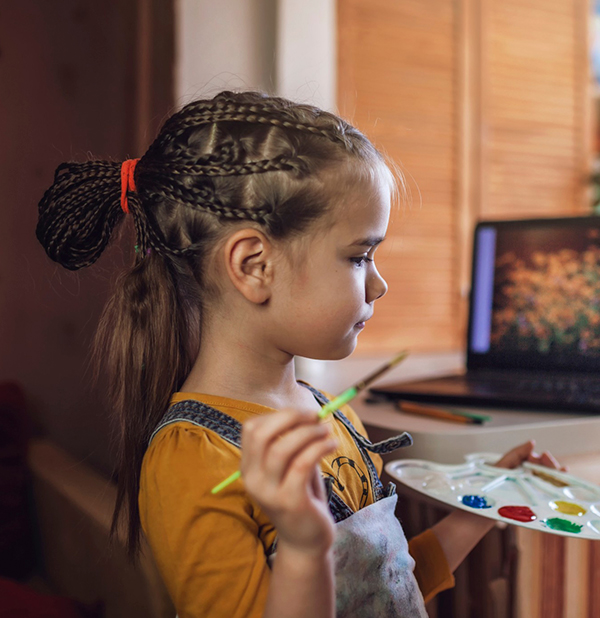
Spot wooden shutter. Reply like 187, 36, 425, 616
337, 0, 591, 354
338, 0, 462, 353
479, 0, 590, 218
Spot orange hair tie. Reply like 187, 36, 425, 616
120, 158, 140, 214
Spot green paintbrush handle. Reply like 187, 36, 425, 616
211, 470, 241, 494
317, 386, 358, 419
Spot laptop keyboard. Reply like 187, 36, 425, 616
471, 373, 600, 407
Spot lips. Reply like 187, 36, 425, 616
355, 315, 371, 329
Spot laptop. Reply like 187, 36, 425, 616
370, 216, 600, 412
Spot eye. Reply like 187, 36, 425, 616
350, 256, 374, 267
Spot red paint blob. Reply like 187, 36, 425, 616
498, 505, 537, 523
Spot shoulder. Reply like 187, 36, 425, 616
141, 420, 241, 501
139, 420, 250, 529
144, 420, 239, 471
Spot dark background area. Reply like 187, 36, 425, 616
0, 0, 174, 478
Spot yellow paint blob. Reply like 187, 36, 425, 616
550, 500, 587, 516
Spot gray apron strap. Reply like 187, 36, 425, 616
148, 399, 242, 448
300, 383, 413, 502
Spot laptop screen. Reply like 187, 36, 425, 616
467, 216, 600, 373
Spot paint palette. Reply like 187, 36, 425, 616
385, 453, 600, 539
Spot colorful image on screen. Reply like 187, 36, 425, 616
489, 226, 600, 356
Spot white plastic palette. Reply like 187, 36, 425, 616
385, 453, 600, 539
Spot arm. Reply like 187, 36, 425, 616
429, 509, 495, 573
264, 537, 335, 618
430, 440, 563, 573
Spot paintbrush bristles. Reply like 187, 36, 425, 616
353, 350, 409, 392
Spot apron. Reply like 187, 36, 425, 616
149, 385, 428, 618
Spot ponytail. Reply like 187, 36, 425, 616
36, 157, 201, 560
93, 252, 198, 558
36, 161, 125, 270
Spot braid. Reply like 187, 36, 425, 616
150, 93, 348, 157
155, 110, 345, 153
142, 183, 271, 224
36, 161, 124, 270
37, 90, 380, 266
146, 154, 306, 178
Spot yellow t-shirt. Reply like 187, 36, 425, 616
139, 391, 454, 618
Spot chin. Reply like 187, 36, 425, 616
310, 339, 358, 361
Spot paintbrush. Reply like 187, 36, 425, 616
211, 350, 410, 494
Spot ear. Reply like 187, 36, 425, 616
223, 228, 274, 304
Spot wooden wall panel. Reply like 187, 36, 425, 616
480, 0, 590, 218
338, 0, 461, 353
0, 1, 174, 477
338, 0, 592, 355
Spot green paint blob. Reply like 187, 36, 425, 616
544, 517, 583, 534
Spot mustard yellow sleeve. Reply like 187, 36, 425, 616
138, 424, 270, 618
408, 529, 455, 604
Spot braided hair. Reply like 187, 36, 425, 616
35, 90, 390, 559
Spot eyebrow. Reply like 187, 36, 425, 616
348, 236, 386, 248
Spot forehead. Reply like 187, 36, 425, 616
326, 171, 392, 242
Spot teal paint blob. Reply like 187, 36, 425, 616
462, 494, 492, 509
543, 517, 583, 534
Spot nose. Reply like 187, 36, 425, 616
366, 264, 388, 303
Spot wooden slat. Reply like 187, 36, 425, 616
340, 0, 590, 359
339, 0, 460, 354
479, 0, 588, 219
589, 541, 600, 618
539, 535, 566, 618
563, 538, 589, 618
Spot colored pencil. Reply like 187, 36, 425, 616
211, 350, 410, 494
396, 400, 489, 424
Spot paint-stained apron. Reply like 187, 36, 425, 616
330, 493, 427, 617
149, 384, 427, 618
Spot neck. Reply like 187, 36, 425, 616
179, 313, 314, 411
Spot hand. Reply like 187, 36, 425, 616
240, 409, 338, 557
493, 439, 567, 471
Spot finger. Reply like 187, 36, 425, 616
495, 440, 535, 469
539, 451, 561, 470
263, 423, 332, 483
241, 409, 319, 468
311, 468, 327, 502
281, 436, 339, 494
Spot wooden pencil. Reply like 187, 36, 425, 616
397, 400, 482, 424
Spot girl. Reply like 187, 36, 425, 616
36, 91, 562, 618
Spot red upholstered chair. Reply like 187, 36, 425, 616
0, 577, 103, 618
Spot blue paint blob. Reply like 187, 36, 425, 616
462, 494, 492, 509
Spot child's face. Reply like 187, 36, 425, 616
271, 173, 391, 360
